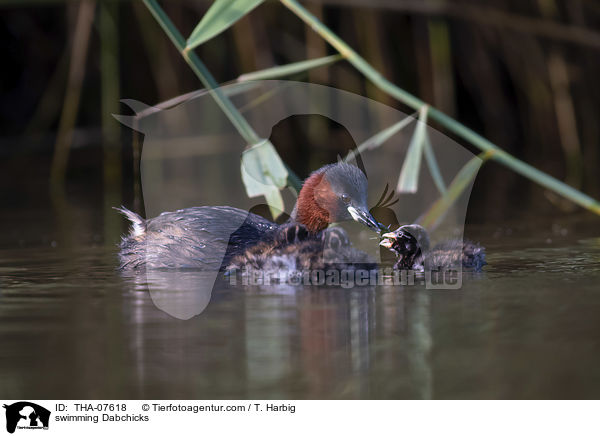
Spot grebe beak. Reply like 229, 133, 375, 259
347, 206, 382, 233
380, 231, 397, 248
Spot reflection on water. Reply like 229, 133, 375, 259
1, 227, 600, 399
128, 270, 216, 321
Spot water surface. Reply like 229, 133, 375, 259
1, 213, 599, 399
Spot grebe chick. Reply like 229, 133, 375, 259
380, 224, 486, 272
226, 225, 375, 277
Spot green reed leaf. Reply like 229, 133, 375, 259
423, 132, 447, 196
345, 112, 417, 163
186, 0, 264, 50
241, 139, 289, 218
238, 54, 343, 81
420, 150, 493, 230
397, 105, 429, 193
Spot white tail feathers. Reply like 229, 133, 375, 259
113, 206, 146, 238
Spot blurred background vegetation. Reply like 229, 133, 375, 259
1, 0, 599, 248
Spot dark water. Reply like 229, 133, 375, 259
1, 211, 600, 399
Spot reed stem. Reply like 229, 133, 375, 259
142, 0, 302, 192
280, 0, 600, 215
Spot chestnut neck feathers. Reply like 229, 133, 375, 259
295, 172, 333, 233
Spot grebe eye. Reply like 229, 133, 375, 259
341, 194, 350, 204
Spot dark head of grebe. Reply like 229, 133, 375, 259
116, 162, 381, 271
290, 162, 380, 233
380, 224, 486, 272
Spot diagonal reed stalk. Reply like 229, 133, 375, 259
280, 0, 600, 215
141, 0, 600, 218
143, 0, 258, 144
142, 0, 302, 194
